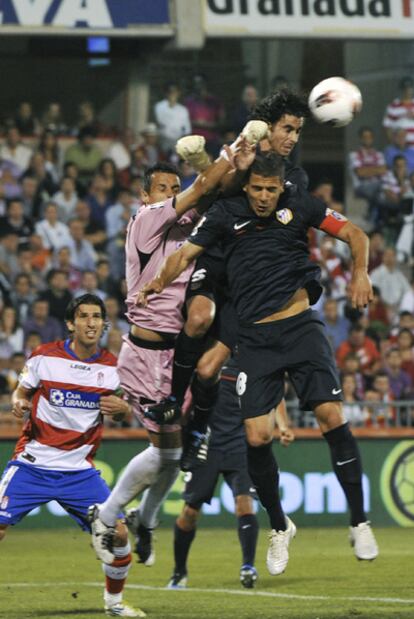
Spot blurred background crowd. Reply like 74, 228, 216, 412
1, 71, 414, 429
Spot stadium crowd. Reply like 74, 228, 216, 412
1, 75, 414, 429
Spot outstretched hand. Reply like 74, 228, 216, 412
136, 278, 164, 307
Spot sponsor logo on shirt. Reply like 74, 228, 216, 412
49, 388, 100, 410
70, 363, 91, 372
276, 208, 293, 225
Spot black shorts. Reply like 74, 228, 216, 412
185, 253, 238, 352
182, 448, 253, 509
237, 309, 342, 419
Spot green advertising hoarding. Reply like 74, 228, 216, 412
1, 438, 413, 529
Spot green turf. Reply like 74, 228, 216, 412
0, 527, 413, 619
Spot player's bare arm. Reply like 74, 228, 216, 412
100, 394, 131, 418
275, 400, 295, 447
11, 385, 33, 419
332, 220, 373, 310
137, 241, 204, 307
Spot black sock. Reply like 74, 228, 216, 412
323, 422, 366, 527
171, 331, 206, 405
189, 377, 219, 434
247, 442, 286, 531
237, 513, 258, 567
174, 523, 196, 573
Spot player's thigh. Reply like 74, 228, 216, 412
182, 453, 222, 506
287, 311, 342, 411
57, 467, 113, 531
222, 452, 253, 503
0, 461, 54, 527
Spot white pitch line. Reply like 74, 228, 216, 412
1, 581, 413, 606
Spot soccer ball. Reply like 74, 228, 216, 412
308, 77, 362, 128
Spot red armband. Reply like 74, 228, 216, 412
319, 208, 348, 236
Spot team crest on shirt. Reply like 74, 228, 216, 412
325, 207, 347, 221
276, 208, 293, 225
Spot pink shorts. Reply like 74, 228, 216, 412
117, 336, 181, 434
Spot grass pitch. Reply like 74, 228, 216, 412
0, 527, 412, 619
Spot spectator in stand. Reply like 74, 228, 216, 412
363, 388, 382, 427
0, 305, 24, 355
20, 175, 40, 219
74, 200, 107, 253
4, 351, 26, 393
383, 76, 414, 146
102, 296, 129, 346
105, 188, 136, 242
138, 123, 163, 169
322, 298, 350, 352
95, 259, 118, 298
35, 201, 72, 253
341, 373, 367, 427
154, 83, 192, 154
64, 127, 103, 186
349, 126, 387, 223
38, 269, 73, 323
184, 74, 225, 155
383, 347, 413, 400
314, 235, 349, 301
85, 173, 111, 229
0, 199, 34, 247
399, 280, 414, 314
0, 233, 20, 283
52, 246, 82, 293
336, 324, 381, 377
22, 152, 58, 217
379, 155, 411, 238
97, 158, 121, 203
13, 101, 40, 137
28, 234, 51, 275
368, 230, 385, 272
384, 127, 414, 175
370, 247, 411, 314
15, 246, 44, 292
368, 285, 390, 335
23, 298, 63, 343
231, 83, 259, 135
396, 328, 414, 382
73, 100, 104, 136
37, 129, 62, 183
9, 273, 35, 324
341, 352, 366, 400
0, 126, 33, 173
41, 102, 68, 136
371, 372, 395, 426
127, 145, 148, 180
62, 161, 86, 198
67, 217, 97, 272
52, 176, 78, 223
75, 270, 106, 301
105, 127, 136, 179
0, 165, 22, 203
24, 331, 42, 358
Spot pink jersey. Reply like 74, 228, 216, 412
13, 340, 120, 471
125, 198, 197, 334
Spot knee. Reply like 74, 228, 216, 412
186, 309, 214, 338
114, 521, 129, 546
0, 525, 7, 542
177, 505, 199, 531
314, 402, 345, 433
235, 495, 254, 517
246, 427, 273, 447
196, 354, 221, 383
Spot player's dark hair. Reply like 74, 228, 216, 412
64, 293, 107, 324
246, 152, 285, 181
250, 88, 309, 124
143, 162, 181, 193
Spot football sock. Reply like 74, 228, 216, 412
323, 422, 366, 527
189, 376, 219, 433
172, 331, 207, 405
138, 448, 182, 530
174, 523, 196, 573
103, 542, 132, 598
238, 513, 258, 567
99, 446, 162, 526
247, 442, 286, 531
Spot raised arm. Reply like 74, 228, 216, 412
137, 241, 204, 307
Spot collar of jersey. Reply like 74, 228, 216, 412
64, 338, 102, 363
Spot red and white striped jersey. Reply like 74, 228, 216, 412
13, 340, 120, 471
383, 98, 414, 146
349, 148, 386, 188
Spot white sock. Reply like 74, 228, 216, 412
99, 446, 162, 526
139, 448, 182, 530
